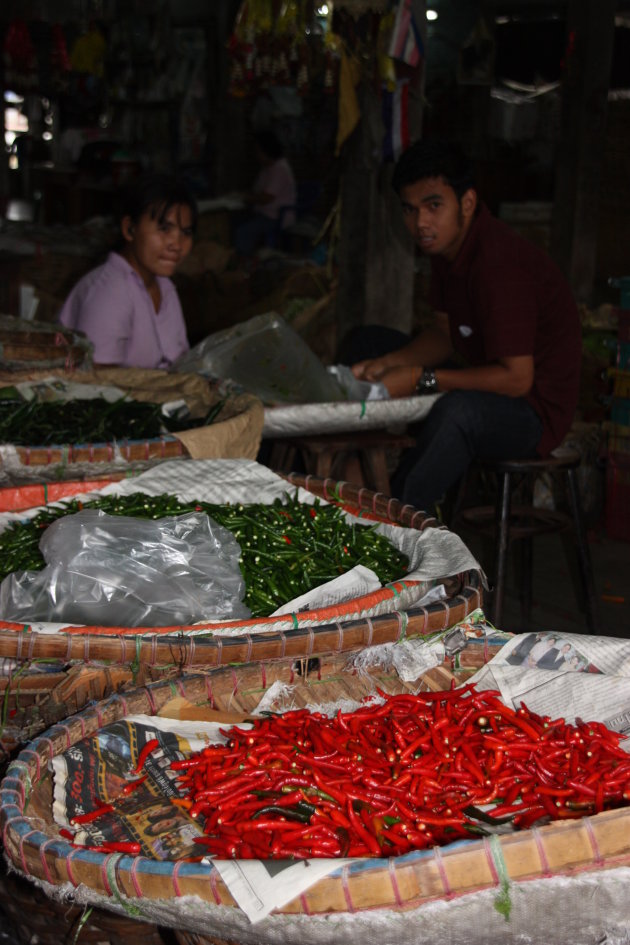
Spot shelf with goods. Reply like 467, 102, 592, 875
605, 278, 630, 541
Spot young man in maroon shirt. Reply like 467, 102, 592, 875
349, 139, 582, 513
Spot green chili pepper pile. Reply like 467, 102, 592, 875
171, 685, 630, 860
0, 492, 408, 617
0, 397, 226, 446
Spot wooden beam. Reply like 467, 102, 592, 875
551, 0, 616, 302
335, 1, 425, 343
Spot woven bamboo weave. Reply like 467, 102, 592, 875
2, 652, 630, 945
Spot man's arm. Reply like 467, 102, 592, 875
351, 313, 453, 381
435, 354, 534, 397
377, 354, 534, 399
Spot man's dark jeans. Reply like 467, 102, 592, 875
391, 389, 543, 512
338, 324, 543, 514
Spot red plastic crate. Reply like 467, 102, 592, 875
606, 451, 630, 541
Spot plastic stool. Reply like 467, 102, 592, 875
268, 430, 416, 495
458, 447, 599, 632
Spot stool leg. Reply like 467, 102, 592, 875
269, 441, 296, 474
313, 450, 335, 481
491, 470, 512, 627
519, 474, 534, 629
519, 536, 533, 628
361, 447, 391, 495
565, 467, 599, 633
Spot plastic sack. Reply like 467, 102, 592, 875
0, 509, 250, 627
173, 312, 346, 405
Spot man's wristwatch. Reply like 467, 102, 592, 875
416, 368, 438, 395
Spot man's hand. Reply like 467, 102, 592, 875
351, 353, 402, 381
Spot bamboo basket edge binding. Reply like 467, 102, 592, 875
0, 583, 484, 754
12, 434, 186, 466
2, 660, 630, 924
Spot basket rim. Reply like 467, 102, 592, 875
9, 433, 181, 452
0, 571, 482, 669
2, 665, 630, 921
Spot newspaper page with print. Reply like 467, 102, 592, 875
52, 715, 222, 858
469, 631, 630, 739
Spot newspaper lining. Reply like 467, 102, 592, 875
468, 630, 630, 737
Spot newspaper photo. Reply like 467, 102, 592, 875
52, 715, 226, 858
469, 631, 630, 739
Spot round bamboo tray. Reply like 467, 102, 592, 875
0, 367, 264, 483
0, 662, 156, 762
0, 472, 483, 667
2, 648, 630, 945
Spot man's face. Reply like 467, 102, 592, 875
399, 176, 476, 262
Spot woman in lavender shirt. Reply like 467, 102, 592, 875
58, 174, 196, 368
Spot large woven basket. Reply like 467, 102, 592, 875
0, 471, 483, 669
0, 367, 263, 484
2, 646, 630, 945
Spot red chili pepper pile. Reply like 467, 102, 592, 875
171, 685, 630, 860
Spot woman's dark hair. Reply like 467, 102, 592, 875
392, 139, 475, 200
254, 129, 284, 160
117, 173, 198, 232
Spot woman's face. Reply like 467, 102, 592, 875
122, 202, 194, 281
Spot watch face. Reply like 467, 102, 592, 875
419, 370, 436, 392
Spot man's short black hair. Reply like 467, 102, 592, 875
392, 139, 475, 201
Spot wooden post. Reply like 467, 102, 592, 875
551, 0, 616, 302
334, 1, 425, 348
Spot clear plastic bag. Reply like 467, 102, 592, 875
173, 312, 346, 405
0, 509, 250, 627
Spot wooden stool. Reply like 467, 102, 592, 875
269, 430, 416, 495
456, 447, 599, 632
